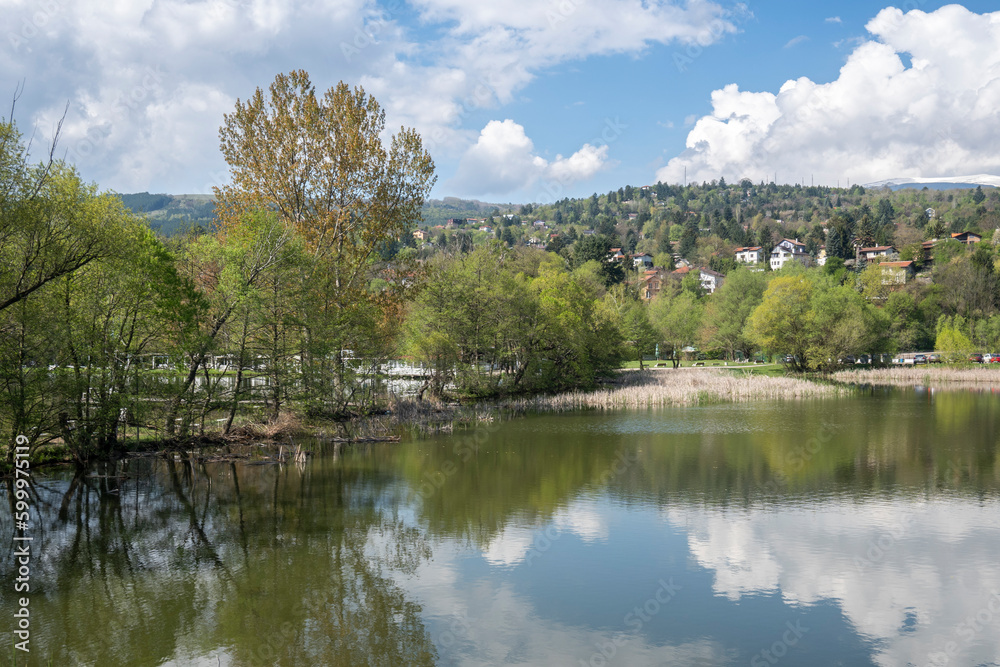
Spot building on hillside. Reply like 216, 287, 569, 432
412, 229, 430, 242
639, 267, 669, 301
859, 245, 896, 262
607, 247, 625, 263
878, 261, 916, 285
735, 246, 764, 264
951, 231, 982, 244
770, 239, 811, 271
699, 268, 725, 294
921, 239, 937, 263
631, 253, 654, 269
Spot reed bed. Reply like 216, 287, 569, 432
831, 365, 1000, 388
495, 368, 838, 413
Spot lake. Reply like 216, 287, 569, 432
3, 388, 1000, 666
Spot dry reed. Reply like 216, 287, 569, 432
831, 365, 1000, 388
226, 410, 305, 440
495, 368, 837, 413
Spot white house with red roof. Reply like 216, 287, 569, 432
770, 239, 810, 271
735, 246, 764, 264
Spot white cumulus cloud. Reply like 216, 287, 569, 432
450, 119, 609, 199
1, 0, 737, 194
655, 5, 1000, 187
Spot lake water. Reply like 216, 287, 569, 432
3, 388, 1000, 666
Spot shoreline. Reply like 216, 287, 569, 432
5, 368, 845, 472
830, 365, 1000, 389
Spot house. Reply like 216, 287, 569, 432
582, 229, 596, 236
631, 253, 654, 269
446, 218, 465, 228
639, 267, 669, 301
479, 226, 493, 233
878, 261, 915, 285
770, 239, 811, 271
412, 229, 430, 242
859, 245, 896, 262
921, 239, 937, 263
699, 268, 725, 294
735, 246, 764, 264
951, 231, 982, 244
533, 220, 547, 228
608, 247, 625, 263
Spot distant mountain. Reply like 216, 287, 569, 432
116, 192, 216, 236
864, 174, 1000, 191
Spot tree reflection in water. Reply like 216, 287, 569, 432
0, 452, 436, 666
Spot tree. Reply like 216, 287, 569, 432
164, 212, 292, 435
700, 268, 768, 360
406, 245, 622, 397
935, 315, 974, 360
215, 70, 435, 417
599, 285, 657, 369
745, 275, 813, 370
1, 120, 121, 313
649, 289, 702, 368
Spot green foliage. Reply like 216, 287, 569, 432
405, 245, 622, 398
649, 289, 703, 368
745, 273, 890, 371
935, 315, 974, 360
700, 268, 768, 360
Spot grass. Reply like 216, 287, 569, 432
620, 359, 780, 370
831, 365, 1000, 388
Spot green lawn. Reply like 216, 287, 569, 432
620, 360, 786, 375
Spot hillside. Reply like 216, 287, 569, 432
115, 193, 517, 236
116, 192, 216, 236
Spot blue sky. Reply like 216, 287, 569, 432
3, 1, 1000, 203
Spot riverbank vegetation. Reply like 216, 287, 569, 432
496, 368, 838, 411
831, 365, 1000, 388
6, 68, 1000, 467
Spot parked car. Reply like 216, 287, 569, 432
857, 354, 870, 365
991, 354, 1000, 364
970, 353, 984, 363
913, 354, 928, 365
928, 354, 942, 363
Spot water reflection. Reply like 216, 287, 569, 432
0, 455, 437, 666
2, 390, 999, 666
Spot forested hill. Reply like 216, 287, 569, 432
116, 193, 216, 236
116, 192, 516, 235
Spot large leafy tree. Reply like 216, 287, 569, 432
746, 273, 890, 371
700, 268, 768, 361
745, 274, 814, 371
0, 120, 119, 313
648, 288, 702, 368
406, 245, 621, 398
215, 70, 435, 415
